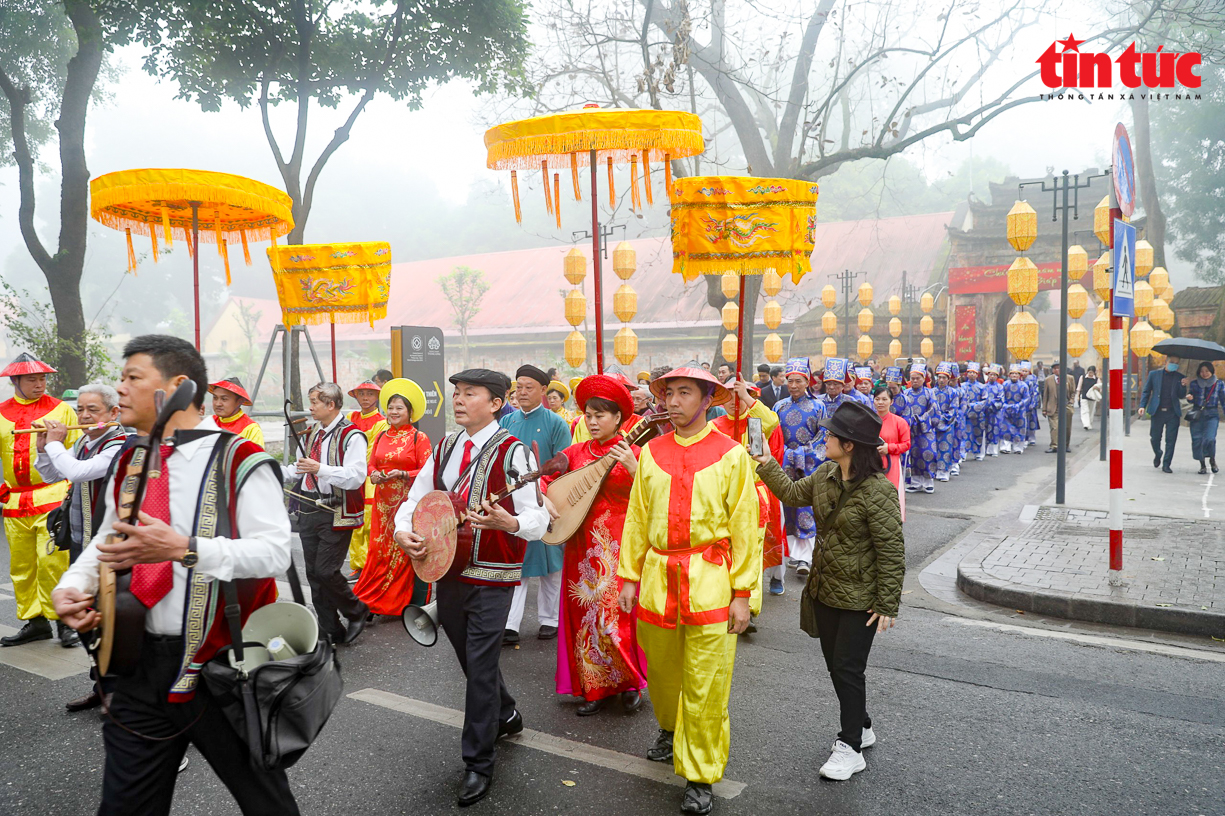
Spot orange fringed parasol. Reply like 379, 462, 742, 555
90, 168, 294, 349
267, 241, 392, 380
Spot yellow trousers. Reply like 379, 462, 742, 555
748, 528, 766, 616
637, 619, 738, 784
6, 514, 67, 621
347, 504, 372, 571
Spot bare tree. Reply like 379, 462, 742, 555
438, 266, 491, 368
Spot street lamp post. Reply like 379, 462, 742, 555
898, 271, 918, 357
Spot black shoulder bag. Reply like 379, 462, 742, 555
799, 478, 862, 639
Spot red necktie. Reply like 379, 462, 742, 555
455, 440, 475, 495
304, 429, 324, 491
130, 444, 175, 609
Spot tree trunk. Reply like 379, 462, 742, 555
1130, 94, 1168, 268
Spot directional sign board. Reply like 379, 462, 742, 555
392, 325, 446, 442
1112, 219, 1136, 319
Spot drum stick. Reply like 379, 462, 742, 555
12, 422, 119, 435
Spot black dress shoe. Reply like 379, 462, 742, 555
537, 625, 558, 640
1199, 460, 1208, 475
1154, 453, 1162, 468
1162, 465, 1173, 473
621, 689, 643, 713
65, 689, 102, 712
343, 605, 370, 644
577, 698, 606, 716
56, 621, 80, 648
1, 617, 52, 647
458, 771, 491, 807
646, 728, 674, 762
503, 629, 520, 645
497, 709, 523, 739
1212, 458, 1219, 474
681, 781, 714, 814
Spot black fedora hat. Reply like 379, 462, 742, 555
818, 401, 884, 448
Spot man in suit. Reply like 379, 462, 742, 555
1140, 354, 1188, 473
1041, 362, 1075, 453
754, 363, 771, 389
758, 366, 786, 410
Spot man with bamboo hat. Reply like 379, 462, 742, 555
0, 353, 80, 647
205, 376, 264, 447
617, 366, 759, 815
345, 380, 384, 580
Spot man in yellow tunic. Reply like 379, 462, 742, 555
0, 354, 80, 647
345, 381, 384, 579
617, 366, 759, 815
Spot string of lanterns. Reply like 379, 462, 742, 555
762, 270, 784, 363
887, 296, 902, 359
857, 281, 874, 361
1005, 199, 1040, 361
919, 291, 935, 358
563, 248, 588, 368
612, 242, 639, 365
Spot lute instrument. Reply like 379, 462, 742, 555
81, 380, 198, 677
412, 440, 567, 582
541, 410, 671, 545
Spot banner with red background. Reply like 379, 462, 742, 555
954, 305, 977, 359
949, 261, 1084, 294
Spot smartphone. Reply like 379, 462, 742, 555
747, 417, 764, 457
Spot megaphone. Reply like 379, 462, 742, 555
230, 601, 320, 671
402, 601, 439, 647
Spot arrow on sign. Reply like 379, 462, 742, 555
433, 381, 443, 417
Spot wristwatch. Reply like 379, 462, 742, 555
181, 536, 199, 569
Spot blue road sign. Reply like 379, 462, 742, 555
1112, 219, 1135, 319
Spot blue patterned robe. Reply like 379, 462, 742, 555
1002, 380, 1030, 444
961, 379, 988, 455
774, 394, 827, 539
821, 388, 872, 414
893, 386, 936, 479
982, 381, 1005, 448
932, 384, 962, 473
1025, 376, 1041, 435
499, 405, 573, 576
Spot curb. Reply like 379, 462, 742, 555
955, 530, 1225, 638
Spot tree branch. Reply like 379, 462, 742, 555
774, 0, 835, 174
0, 65, 53, 273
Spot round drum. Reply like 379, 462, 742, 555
412, 491, 461, 582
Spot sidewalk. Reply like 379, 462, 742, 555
956, 423, 1224, 638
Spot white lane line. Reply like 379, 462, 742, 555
1202, 472, 1215, 519
953, 618, 1225, 663
0, 582, 13, 591
349, 688, 747, 800
0, 624, 91, 679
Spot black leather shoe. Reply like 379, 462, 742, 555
503, 629, 520, 646
458, 771, 491, 807
1, 617, 52, 647
1199, 460, 1208, 475
1212, 458, 1219, 474
681, 781, 714, 814
577, 698, 606, 716
497, 709, 523, 739
56, 621, 80, 648
537, 625, 558, 640
743, 615, 758, 634
1154, 453, 1162, 468
343, 605, 370, 644
621, 690, 643, 713
1162, 465, 1173, 474
646, 728, 674, 762
65, 689, 102, 712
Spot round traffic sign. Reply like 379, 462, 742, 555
1113, 123, 1136, 218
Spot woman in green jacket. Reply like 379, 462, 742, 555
753, 400, 905, 782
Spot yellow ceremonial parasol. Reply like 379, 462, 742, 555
90, 168, 294, 349
485, 105, 704, 373
267, 241, 392, 381
669, 176, 818, 435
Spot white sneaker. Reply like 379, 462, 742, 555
860, 726, 876, 748
819, 740, 866, 780
796, 562, 811, 577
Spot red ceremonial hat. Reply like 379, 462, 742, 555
648, 366, 732, 407
208, 376, 252, 406
575, 374, 634, 421
1, 352, 56, 378
347, 380, 380, 398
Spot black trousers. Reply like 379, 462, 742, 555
436, 580, 517, 776
812, 598, 878, 753
99, 634, 299, 816
1149, 409, 1180, 467
298, 509, 367, 640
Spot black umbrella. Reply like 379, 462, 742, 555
1151, 337, 1225, 361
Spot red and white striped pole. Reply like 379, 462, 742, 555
1107, 190, 1124, 575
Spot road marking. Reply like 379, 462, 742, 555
0, 583, 13, 591
952, 618, 1225, 663
349, 688, 747, 800
0, 624, 91, 679
1202, 472, 1215, 519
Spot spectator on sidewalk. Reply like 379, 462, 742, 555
1187, 361, 1222, 475
1042, 362, 1075, 453
1078, 366, 1100, 430
1139, 354, 1187, 474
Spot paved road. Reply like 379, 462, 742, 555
1, 423, 1222, 815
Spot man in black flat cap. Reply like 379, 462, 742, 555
395, 369, 550, 807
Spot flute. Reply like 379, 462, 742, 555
12, 421, 120, 435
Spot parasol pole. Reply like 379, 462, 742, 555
590, 149, 605, 374
330, 316, 338, 382
734, 273, 747, 442
190, 202, 201, 350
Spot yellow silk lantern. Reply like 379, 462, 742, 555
1067, 323, 1089, 358
888, 295, 901, 316
763, 300, 782, 330
1149, 329, 1169, 360
763, 270, 783, 297
920, 337, 934, 357
564, 330, 587, 367
857, 308, 874, 334
1150, 297, 1174, 331
1130, 319, 1154, 357
721, 301, 739, 331
1007, 257, 1039, 306
921, 292, 935, 314
612, 241, 637, 280
1160, 282, 1174, 303
1134, 239, 1154, 277
1148, 267, 1168, 293
720, 272, 739, 299
889, 339, 902, 358
764, 332, 783, 363
722, 333, 738, 362
1093, 196, 1111, 245
1006, 310, 1039, 360
857, 334, 873, 359
613, 284, 637, 323
564, 247, 587, 285
1133, 279, 1153, 318
614, 326, 638, 365
1006, 200, 1038, 251
1068, 245, 1088, 279
1092, 253, 1112, 301
1092, 307, 1111, 358
889, 317, 902, 338
822, 337, 837, 357
858, 281, 874, 307
1067, 283, 1089, 318
822, 285, 837, 309
920, 315, 934, 336
822, 310, 838, 335
565, 289, 588, 326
